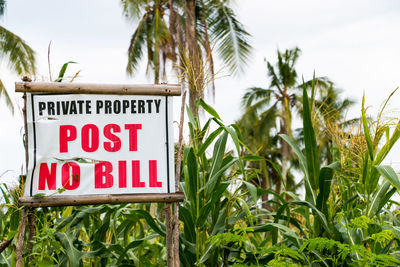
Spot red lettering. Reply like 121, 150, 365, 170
132, 160, 145, 187
118, 160, 127, 188
104, 124, 121, 152
59, 125, 76, 153
149, 160, 162, 187
61, 162, 80, 190
95, 161, 113, 188
38, 163, 57, 190
82, 124, 99, 152
124, 124, 142, 151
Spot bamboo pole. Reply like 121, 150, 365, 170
15, 82, 181, 96
19, 192, 184, 207
15, 209, 26, 267
22, 85, 37, 263
165, 203, 174, 266
173, 90, 186, 266
27, 208, 36, 261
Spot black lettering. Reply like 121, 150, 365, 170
96, 100, 103, 114
131, 100, 136, 113
77, 100, 84, 114
56, 101, 60, 115
47, 102, 55, 115
69, 101, 77, 114
113, 100, 121, 114
154, 99, 161, 113
86, 101, 91, 114
38, 102, 46, 116
123, 100, 129, 114
138, 100, 145, 113
146, 100, 153, 113
105, 100, 112, 114
61, 101, 70, 115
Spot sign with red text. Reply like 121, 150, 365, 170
24, 94, 175, 197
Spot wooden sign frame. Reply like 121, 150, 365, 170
16, 81, 184, 267
16, 82, 184, 207
17, 82, 184, 206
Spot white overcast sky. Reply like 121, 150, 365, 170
1, 0, 400, 184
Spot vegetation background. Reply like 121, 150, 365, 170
1, 0, 400, 181
1, 0, 400, 266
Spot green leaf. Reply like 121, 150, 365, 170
206, 132, 228, 192
362, 95, 374, 161
130, 209, 166, 237
186, 148, 198, 210
199, 98, 222, 120
55, 232, 86, 266
179, 206, 196, 243
375, 165, 400, 191
197, 126, 223, 156
55, 61, 77, 82
198, 182, 229, 227
367, 180, 392, 217
242, 155, 265, 161
116, 233, 158, 265
375, 120, 400, 164
316, 166, 334, 213
302, 83, 320, 190
280, 134, 316, 205
243, 181, 258, 203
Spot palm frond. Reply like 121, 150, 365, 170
120, 0, 149, 20
0, 26, 36, 75
0, 79, 14, 114
208, 0, 252, 75
266, 60, 283, 93
126, 13, 149, 75
241, 87, 273, 108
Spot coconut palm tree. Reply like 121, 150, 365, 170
121, 0, 171, 84
0, 0, 36, 113
241, 47, 331, 194
121, 0, 252, 114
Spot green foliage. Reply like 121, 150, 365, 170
0, 2, 36, 114
300, 237, 400, 266
2, 80, 400, 266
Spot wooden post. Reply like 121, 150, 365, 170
165, 203, 174, 266
15, 209, 26, 267
27, 207, 36, 261
15, 82, 181, 96
173, 90, 186, 266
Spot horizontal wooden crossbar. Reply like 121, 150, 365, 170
15, 82, 182, 96
19, 192, 184, 207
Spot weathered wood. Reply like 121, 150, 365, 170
22, 93, 29, 174
19, 192, 184, 207
15, 82, 182, 96
16, 209, 26, 267
27, 208, 36, 261
173, 90, 186, 266
165, 203, 174, 267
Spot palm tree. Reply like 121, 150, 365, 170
121, 0, 171, 84
241, 47, 331, 195
0, 0, 36, 113
121, 0, 252, 114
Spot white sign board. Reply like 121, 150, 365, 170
24, 94, 175, 197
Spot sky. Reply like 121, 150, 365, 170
1, 0, 400, 185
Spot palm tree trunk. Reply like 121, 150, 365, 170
185, 0, 203, 116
